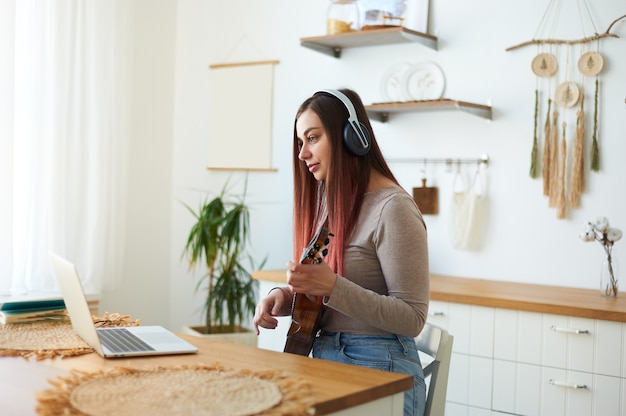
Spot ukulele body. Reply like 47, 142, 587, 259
283, 226, 331, 356
283, 292, 324, 356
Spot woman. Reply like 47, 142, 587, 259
253, 88, 429, 416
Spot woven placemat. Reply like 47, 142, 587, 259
36, 363, 314, 416
0, 312, 140, 360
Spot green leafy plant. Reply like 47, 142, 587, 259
181, 180, 263, 334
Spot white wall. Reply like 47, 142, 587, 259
99, 0, 177, 325
103, 0, 626, 330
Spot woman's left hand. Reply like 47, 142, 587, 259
286, 260, 337, 297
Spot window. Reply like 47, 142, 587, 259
0, 1, 131, 295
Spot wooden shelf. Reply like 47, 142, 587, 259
365, 99, 493, 122
300, 26, 438, 58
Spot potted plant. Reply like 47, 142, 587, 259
181, 179, 263, 343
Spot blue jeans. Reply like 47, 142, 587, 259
313, 332, 426, 416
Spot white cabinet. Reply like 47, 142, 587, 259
429, 300, 626, 416
429, 301, 496, 413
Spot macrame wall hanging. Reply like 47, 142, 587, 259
506, 0, 625, 220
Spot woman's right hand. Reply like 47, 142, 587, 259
253, 287, 290, 335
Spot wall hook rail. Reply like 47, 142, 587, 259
387, 154, 489, 167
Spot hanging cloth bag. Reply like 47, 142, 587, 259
449, 167, 487, 250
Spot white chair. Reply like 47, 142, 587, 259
415, 322, 454, 416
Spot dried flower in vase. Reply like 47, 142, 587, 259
580, 216, 622, 297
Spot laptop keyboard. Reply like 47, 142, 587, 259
97, 327, 155, 353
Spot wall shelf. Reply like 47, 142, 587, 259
365, 99, 492, 122
300, 27, 438, 58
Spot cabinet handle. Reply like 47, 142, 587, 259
550, 325, 589, 334
549, 379, 588, 389
429, 311, 445, 316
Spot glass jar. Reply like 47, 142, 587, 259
327, 0, 360, 35
600, 252, 619, 297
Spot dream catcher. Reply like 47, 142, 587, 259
507, 0, 625, 220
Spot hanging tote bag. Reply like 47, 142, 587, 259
449, 167, 487, 250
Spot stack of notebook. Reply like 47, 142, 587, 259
0, 299, 67, 324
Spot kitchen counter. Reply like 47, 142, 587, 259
252, 270, 626, 322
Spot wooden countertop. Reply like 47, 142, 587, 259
253, 270, 626, 323
1, 333, 411, 415
430, 274, 626, 322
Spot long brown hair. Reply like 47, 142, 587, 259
292, 89, 398, 274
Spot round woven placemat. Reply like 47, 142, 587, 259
0, 312, 140, 360
0, 320, 92, 359
37, 364, 314, 416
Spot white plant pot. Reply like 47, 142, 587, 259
181, 325, 258, 347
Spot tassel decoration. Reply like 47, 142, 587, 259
548, 111, 559, 207
556, 122, 567, 219
530, 89, 539, 178
590, 77, 600, 171
569, 98, 585, 208
542, 99, 552, 196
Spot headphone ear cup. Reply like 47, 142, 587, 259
343, 121, 371, 156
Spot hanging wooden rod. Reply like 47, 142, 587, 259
505, 13, 625, 52
387, 154, 489, 167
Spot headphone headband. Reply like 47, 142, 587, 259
315, 89, 370, 155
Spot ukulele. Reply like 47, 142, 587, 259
283, 226, 332, 356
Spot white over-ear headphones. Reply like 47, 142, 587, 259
315, 89, 371, 156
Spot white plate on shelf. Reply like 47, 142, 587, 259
380, 62, 412, 102
401, 62, 445, 101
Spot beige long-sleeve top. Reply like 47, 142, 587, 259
320, 186, 429, 337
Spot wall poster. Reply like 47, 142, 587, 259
208, 60, 278, 171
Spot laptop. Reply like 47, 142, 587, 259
49, 252, 198, 358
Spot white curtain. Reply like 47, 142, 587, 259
0, 0, 131, 295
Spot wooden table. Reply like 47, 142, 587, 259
0, 334, 411, 415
